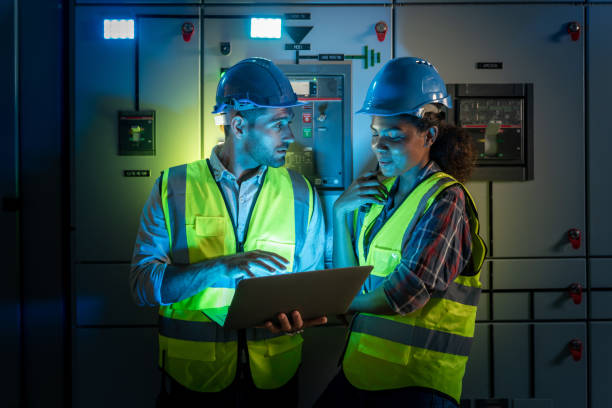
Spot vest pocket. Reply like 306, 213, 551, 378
254, 240, 295, 270
265, 333, 303, 357
165, 337, 216, 362
194, 216, 225, 237
371, 247, 402, 278
355, 332, 411, 366
248, 333, 303, 358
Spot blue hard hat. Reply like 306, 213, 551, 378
212, 57, 306, 114
357, 57, 452, 117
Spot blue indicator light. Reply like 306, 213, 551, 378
250, 18, 282, 39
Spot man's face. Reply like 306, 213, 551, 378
243, 108, 295, 168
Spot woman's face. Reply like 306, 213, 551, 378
370, 115, 432, 177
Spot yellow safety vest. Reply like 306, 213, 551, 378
343, 172, 487, 404
158, 159, 313, 392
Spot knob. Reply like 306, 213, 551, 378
567, 22, 581, 42
569, 338, 583, 361
568, 228, 581, 250
568, 283, 583, 305
182, 22, 195, 42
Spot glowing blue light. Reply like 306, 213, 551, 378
250, 18, 282, 39
104, 19, 135, 39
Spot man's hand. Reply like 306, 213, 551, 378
221, 250, 289, 280
263, 310, 328, 335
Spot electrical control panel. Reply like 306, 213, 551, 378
279, 64, 351, 190
117, 111, 156, 156
446, 84, 534, 181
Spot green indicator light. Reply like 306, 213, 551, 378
303, 128, 312, 138
498, 153, 504, 157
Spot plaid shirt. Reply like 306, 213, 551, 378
354, 161, 472, 315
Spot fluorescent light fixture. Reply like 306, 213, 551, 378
250, 18, 282, 39
104, 19, 135, 39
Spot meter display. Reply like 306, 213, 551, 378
118, 111, 156, 156
447, 84, 533, 181
459, 98, 523, 163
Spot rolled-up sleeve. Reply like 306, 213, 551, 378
383, 186, 472, 315
129, 177, 171, 306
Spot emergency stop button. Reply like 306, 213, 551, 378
303, 112, 313, 123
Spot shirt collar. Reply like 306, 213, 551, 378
386, 160, 442, 207
209, 143, 267, 185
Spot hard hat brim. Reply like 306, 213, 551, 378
212, 99, 308, 114
356, 95, 453, 117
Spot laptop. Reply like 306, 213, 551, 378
204, 266, 373, 330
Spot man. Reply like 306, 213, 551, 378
130, 57, 326, 406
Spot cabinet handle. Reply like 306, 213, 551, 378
568, 228, 581, 250
568, 283, 583, 305
569, 338, 583, 362
567, 22, 581, 42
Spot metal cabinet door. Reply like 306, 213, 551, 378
590, 259, 612, 318
533, 292, 586, 320
73, 328, 160, 408
74, 9, 200, 262
533, 323, 586, 408
462, 324, 491, 401
493, 293, 530, 321
591, 292, 612, 319
75, 264, 158, 326
588, 5, 612, 257
1, 1, 19, 405
591, 323, 612, 408
591, 258, 612, 288
493, 324, 530, 400
491, 259, 585, 290
395, 5, 585, 257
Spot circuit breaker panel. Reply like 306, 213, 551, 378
446, 84, 534, 181
280, 64, 351, 190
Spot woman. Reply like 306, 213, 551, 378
317, 57, 487, 407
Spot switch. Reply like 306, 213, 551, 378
220, 42, 231, 55
317, 102, 328, 122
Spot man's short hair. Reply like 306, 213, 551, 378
222, 108, 267, 138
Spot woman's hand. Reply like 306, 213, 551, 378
333, 170, 388, 216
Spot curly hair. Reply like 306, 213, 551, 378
401, 107, 475, 183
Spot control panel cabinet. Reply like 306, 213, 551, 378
279, 64, 351, 190
447, 83, 534, 181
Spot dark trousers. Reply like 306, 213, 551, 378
314, 369, 458, 408
157, 370, 299, 408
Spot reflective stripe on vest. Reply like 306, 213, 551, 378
365, 276, 480, 307
343, 171, 487, 403
159, 315, 286, 342
161, 164, 190, 264
352, 314, 473, 357
159, 159, 312, 392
